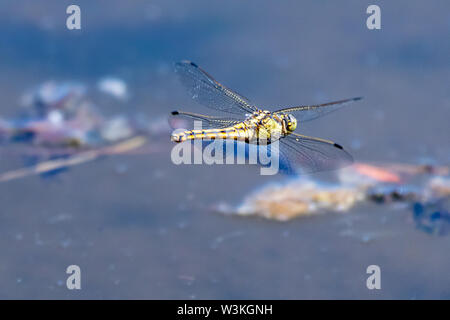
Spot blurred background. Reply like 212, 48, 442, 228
0, 0, 449, 299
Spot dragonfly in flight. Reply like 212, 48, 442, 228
170, 61, 361, 174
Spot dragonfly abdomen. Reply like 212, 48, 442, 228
171, 126, 250, 143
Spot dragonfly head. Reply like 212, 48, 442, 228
171, 128, 187, 143
285, 114, 297, 133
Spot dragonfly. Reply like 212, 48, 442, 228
170, 60, 362, 174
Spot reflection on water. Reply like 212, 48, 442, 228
0, 0, 449, 299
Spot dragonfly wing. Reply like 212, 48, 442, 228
169, 110, 242, 130
175, 61, 257, 115
273, 97, 362, 122
273, 132, 353, 174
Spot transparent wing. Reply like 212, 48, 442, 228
273, 97, 362, 122
169, 110, 242, 130
175, 61, 257, 115
272, 132, 353, 174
